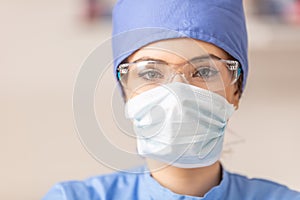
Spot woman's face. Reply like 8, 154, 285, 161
122, 38, 240, 108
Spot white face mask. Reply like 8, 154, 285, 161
125, 82, 234, 168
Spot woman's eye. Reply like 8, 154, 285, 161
193, 66, 219, 79
138, 69, 164, 81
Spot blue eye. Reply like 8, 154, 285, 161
193, 67, 219, 79
138, 69, 164, 81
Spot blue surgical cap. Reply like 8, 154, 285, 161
112, 0, 248, 91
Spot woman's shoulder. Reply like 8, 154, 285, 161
225, 169, 300, 199
42, 166, 146, 200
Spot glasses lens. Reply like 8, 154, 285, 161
119, 61, 172, 94
119, 58, 237, 94
188, 59, 235, 91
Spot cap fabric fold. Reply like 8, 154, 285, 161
112, 0, 248, 90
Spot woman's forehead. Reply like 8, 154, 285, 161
127, 38, 230, 63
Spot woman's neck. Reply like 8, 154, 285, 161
147, 160, 222, 197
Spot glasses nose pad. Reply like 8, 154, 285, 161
169, 73, 189, 84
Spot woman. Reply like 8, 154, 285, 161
43, 0, 300, 199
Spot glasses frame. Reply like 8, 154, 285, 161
117, 54, 241, 87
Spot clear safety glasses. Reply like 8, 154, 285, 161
117, 54, 241, 93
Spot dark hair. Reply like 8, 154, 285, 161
235, 69, 244, 99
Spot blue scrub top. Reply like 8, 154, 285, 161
43, 165, 300, 200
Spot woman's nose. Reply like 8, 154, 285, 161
169, 73, 189, 84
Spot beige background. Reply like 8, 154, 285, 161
1, 0, 300, 199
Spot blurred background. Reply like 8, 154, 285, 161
1, 0, 300, 199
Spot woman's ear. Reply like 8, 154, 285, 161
234, 100, 239, 110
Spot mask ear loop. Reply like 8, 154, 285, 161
232, 67, 241, 110
222, 126, 245, 157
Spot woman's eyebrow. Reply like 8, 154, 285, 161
131, 54, 221, 64
189, 54, 221, 62
132, 56, 168, 64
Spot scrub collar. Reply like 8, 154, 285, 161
142, 164, 229, 200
